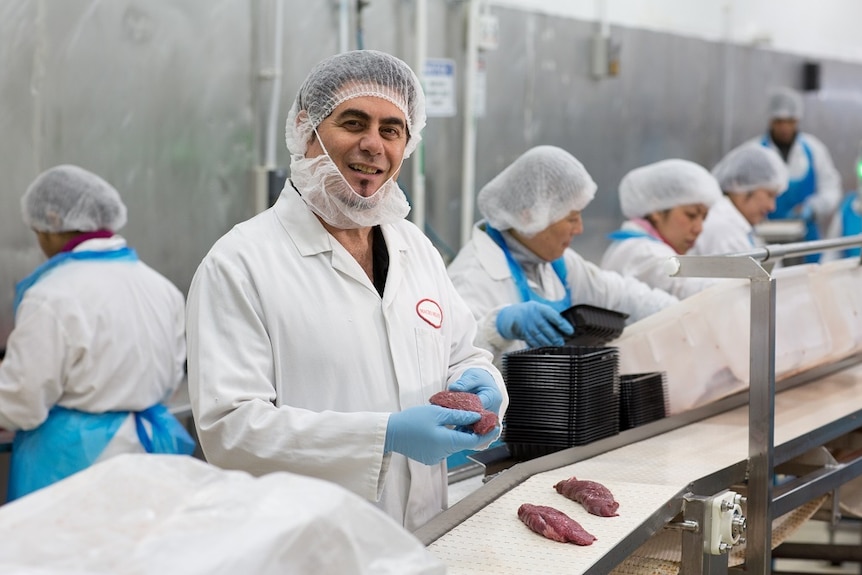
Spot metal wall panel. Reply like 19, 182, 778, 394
0, 0, 256, 342
473, 7, 862, 265
2, 0, 862, 345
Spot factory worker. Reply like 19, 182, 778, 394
750, 87, 842, 261
823, 139, 862, 262
0, 165, 194, 501
601, 159, 723, 299
186, 50, 507, 531
447, 145, 678, 364
690, 143, 789, 256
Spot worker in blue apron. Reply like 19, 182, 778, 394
828, 192, 862, 260
762, 134, 819, 260
448, 145, 678, 364
0, 165, 195, 501
447, 146, 681, 467
758, 87, 843, 263
485, 225, 574, 347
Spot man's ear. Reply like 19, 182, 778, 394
295, 109, 308, 128
296, 110, 318, 149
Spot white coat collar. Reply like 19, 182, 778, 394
472, 221, 512, 280
713, 195, 753, 233
273, 184, 409, 257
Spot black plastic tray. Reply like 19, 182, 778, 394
561, 304, 629, 346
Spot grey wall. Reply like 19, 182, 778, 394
2, 0, 862, 345
470, 8, 862, 262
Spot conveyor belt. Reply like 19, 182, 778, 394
418, 355, 862, 574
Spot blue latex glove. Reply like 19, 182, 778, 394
800, 202, 815, 221
496, 301, 574, 348
384, 405, 496, 465
448, 368, 503, 413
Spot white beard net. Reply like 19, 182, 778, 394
290, 131, 410, 229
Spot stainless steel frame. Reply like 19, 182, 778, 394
417, 234, 862, 575
667, 233, 862, 574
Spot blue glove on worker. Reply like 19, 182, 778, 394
385, 405, 496, 465
496, 301, 574, 348
448, 368, 503, 414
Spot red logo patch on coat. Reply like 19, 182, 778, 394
416, 299, 443, 328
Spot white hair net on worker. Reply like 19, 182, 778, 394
712, 143, 789, 195
768, 87, 804, 121
285, 50, 426, 229
477, 146, 597, 237
21, 165, 127, 233
285, 50, 425, 159
619, 159, 722, 219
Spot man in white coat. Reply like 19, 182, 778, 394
749, 87, 842, 261
186, 50, 507, 532
691, 143, 789, 256
447, 145, 678, 365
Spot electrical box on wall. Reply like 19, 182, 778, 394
477, 14, 499, 51
592, 35, 620, 79
802, 61, 821, 92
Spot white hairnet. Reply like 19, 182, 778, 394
285, 50, 426, 159
619, 159, 722, 219
21, 165, 127, 233
712, 143, 789, 195
768, 87, 803, 120
477, 145, 597, 237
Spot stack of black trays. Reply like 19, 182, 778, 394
560, 304, 628, 346
502, 346, 620, 461
619, 372, 668, 430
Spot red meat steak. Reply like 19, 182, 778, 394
554, 476, 619, 517
517, 503, 597, 545
428, 390, 499, 435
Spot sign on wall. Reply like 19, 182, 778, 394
423, 58, 457, 118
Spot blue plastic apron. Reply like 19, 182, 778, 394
8, 404, 196, 501
485, 225, 572, 312
763, 136, 820, 262
838, 194, 862, 259
8, 246, 196, 500
607, 228, 662, 242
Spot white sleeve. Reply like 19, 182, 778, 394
0, 297, 66, 430
805, 134, 843, 217
566, 251, 679, 322
474, 304, 527, 370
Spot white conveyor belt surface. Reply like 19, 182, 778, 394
428, 360, 862, 574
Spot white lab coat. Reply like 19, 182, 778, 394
446, 222, 679, 364
690, 195, 758, 256
0, 237, 186, 448
186, 189, 507, 532
601, 220, 721, 299
747, 132, 842, 222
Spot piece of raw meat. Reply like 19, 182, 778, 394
554, 476, 619, 517
428, 390, 499, 435
517, 503, 597, 545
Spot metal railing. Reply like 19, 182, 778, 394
668, 233, 862, 573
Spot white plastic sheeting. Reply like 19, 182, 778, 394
0, 454, 445, 575
615, 257, 862, 414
